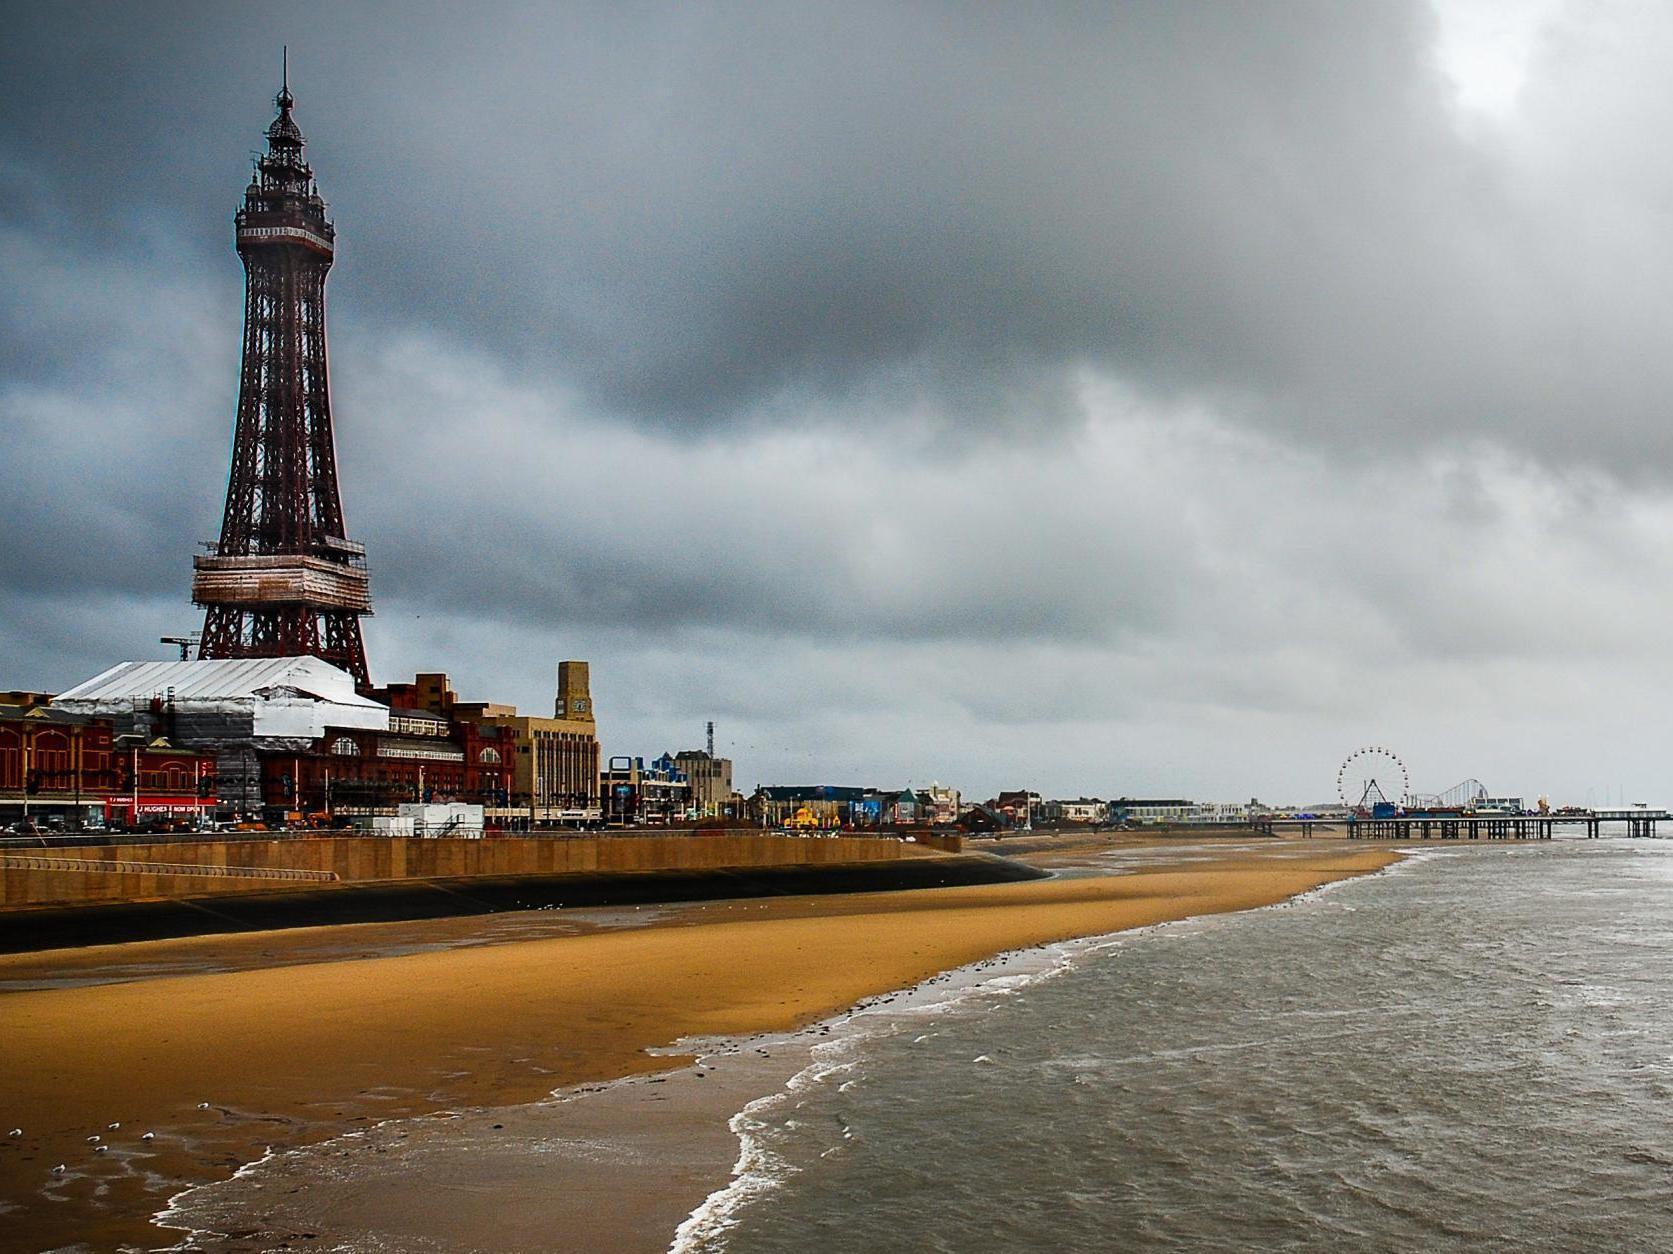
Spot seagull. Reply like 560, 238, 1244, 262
141, 1132, 155, 1142
86, 1135, 100, 1144
6, 1128, 19, 1137
107, 1122, 120, 1130
51, 1164, 65, 1176
94, 1145, 107, 1154
197, 1102, 211, 1110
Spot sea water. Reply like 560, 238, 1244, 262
678, 840, 1673, 1252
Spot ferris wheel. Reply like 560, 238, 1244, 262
1337, 746, 1410, 811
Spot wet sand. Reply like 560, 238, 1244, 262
0, 836, 1396, 1251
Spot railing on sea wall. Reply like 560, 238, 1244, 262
0, 854, 339, 882
0, 826, 953, 850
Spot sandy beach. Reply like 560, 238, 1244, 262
0, 835, 1397, 1251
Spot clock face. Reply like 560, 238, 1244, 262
574, 699, 590, 713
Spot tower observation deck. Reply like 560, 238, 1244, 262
193, 74, 372, 686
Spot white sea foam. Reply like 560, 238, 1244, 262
671, 942, 1188, 1249
154, 1134, 312, 1250
670, 944, 1100, 1252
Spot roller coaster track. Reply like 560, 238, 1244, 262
1405, 778, 1488, 810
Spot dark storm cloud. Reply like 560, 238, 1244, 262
0, 0, 1565, 449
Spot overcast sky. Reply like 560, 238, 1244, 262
8, 0, 1673, 804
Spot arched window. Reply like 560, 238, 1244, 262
330, 737, 360, 756
0, 728, 20, 790
479, 746, 501, 765
33, 730, 72, 792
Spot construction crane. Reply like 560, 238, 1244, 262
159, 634, 201, 661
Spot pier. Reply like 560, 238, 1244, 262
1353, 815, 1567, 840
1259, 808, 1668, 841
1354, 808, 1668, 841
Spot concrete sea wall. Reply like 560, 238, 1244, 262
0, 833, 930, 911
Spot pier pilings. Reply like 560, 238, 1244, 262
1344, 812, 1657, 841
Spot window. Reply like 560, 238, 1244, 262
330, 737, 360, 756
479, 747, 501, 764
0, 728, 20, 790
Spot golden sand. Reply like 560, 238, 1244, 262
0, 838, 1396, 1250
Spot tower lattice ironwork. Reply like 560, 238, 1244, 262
193, 75, 372, 685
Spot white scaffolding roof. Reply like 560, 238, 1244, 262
54, 656, 389, 738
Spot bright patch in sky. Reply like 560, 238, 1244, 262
1430, 0, 1565, 118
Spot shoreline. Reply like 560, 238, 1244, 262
167, 926, 1110, 1253
676, 850, 1420, 1252
0, 834, 1399, 1252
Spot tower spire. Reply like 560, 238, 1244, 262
277, 47, 294, 112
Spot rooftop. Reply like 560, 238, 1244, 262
55, 656, 383, 709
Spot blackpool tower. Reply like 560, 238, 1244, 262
192, 74, 372, 685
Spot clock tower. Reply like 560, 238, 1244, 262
555, 661, 593, 722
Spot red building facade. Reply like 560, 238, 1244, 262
0, 704, 217, 827
255, 708, 512, 820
